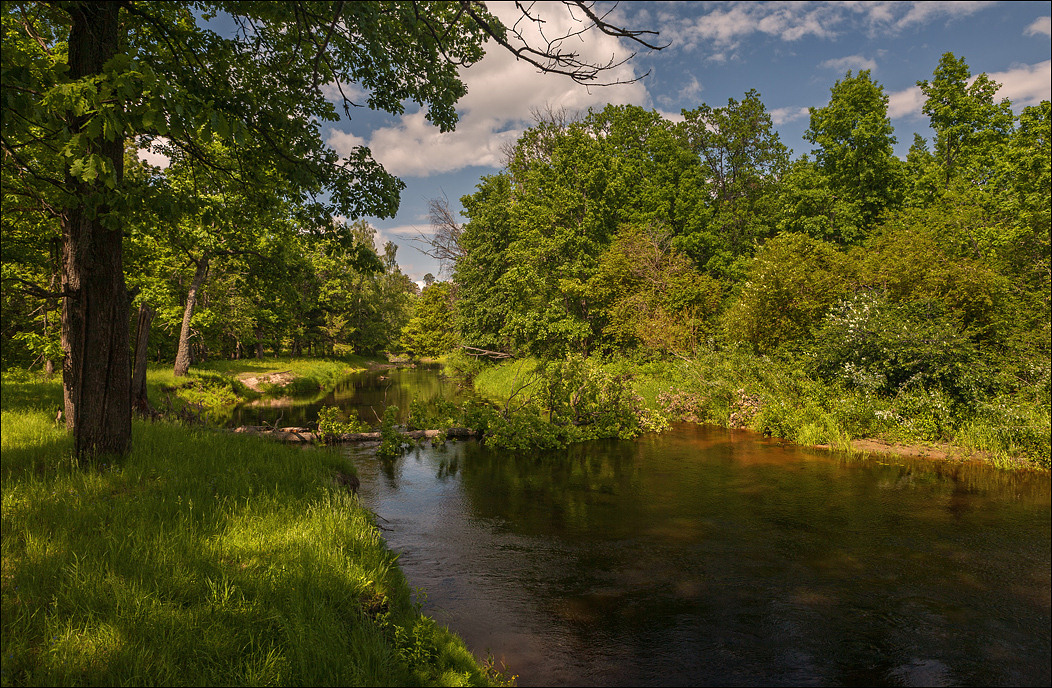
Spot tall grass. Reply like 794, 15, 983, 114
1, 374, 492, 686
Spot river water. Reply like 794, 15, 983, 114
241, 367, 1052, 686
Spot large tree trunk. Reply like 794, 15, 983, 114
174, 255, 209, 377
61, 3, 130, 457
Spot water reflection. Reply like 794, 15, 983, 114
349, 425, 1051, 687
228, 364, 463, 428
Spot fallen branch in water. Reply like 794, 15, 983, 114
232, 426, 478, 443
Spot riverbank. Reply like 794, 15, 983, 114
0, 370, 496, 686
138, 356, 377, 423
465, 352, 1051, 470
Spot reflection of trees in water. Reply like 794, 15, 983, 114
456, 439, 649, 539
229, 366, 468, 429
446, 429, 1050, 686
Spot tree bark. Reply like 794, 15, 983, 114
61, 2, 130, 457
174, 254, 209, 377
132, 304, 155, 415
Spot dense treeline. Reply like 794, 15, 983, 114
449, 54, 1049, 401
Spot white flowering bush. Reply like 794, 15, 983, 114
810, 291, 986, 404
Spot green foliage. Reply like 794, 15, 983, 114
675, 90, 790, 278
724, 232, 851, 352
401, 282, 460, 358
317, 405, 367, 441
810, 291, 988, 403
775, 157, 865, 245
471, 356, 668, 453
406, 397, 461, 433
805, 70, 903, 232
377, 405, 406, 460
589, 225, 721, 356
919, 53, 1015, 186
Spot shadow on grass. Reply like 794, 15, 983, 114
2, 415, 491, 686
0, 376, 63, 413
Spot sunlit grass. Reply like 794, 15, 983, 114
1, 374, 492, 686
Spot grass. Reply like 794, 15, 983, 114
469, 348, 1050, 469
470, 358, 542, 409
1, 371, 494, 686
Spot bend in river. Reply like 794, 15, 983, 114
248, 368, 1052, 686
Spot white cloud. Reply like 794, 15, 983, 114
890, 1, 994, 30
887, 85, 925, 119
819, 54, 878, 73
327, 2, 648, 177
885, 60, 1051, 120
988, 60, 1052, 108
661, 2, 995, 60
327, 129, 368, 152
770, 106, 810, 125
1024, 16, 1051, 37
677, 76, 704, 104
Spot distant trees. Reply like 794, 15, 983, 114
401, 282, 458, 359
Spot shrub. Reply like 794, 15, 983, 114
316, 405, 366, 442
810, 291, 988, 404
724, 232, 851, 352
377, 405, 406, 459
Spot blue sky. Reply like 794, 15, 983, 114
328, 1, 1050, 282
145, 2, 1051, 282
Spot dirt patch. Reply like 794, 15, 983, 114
238, 371, 295, 393
811, 437, 1038, 469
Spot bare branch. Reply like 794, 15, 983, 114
410, 195, 465, 277
459, 1, 666, 87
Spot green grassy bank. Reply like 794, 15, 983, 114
0, 372, 494, 686
467, 349, 1051, 470
142, 356, 376, 422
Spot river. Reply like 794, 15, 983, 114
240, 367, 1052, 686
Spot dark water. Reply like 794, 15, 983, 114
244, 368, 1052, 685
347, 429, 1050, 687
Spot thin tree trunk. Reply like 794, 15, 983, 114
61, 2, 129, 457
174, 254, 209, 377
132, 305, 155, 415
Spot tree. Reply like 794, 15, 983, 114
2, 1, 661, 456
804, 70, 902, 233
676, 90, 789, 278
918, 53, 1014, 186
456, 104, 697, 356
724, 232, 852, 353
401, 282, 459, 358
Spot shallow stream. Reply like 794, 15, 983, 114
246, 367, 1052, 686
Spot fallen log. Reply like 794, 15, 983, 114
233, 425, 478, 443
460, 345, 513, 359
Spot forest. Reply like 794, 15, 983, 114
4, 47, 1051, 465
432, 55, 1051, 466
